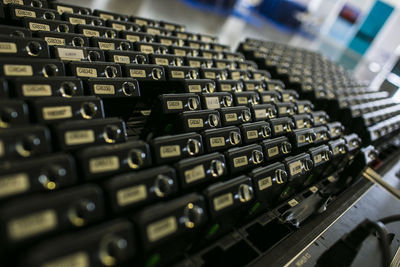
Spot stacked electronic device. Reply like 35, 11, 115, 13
0, 1, 391, 266
238, 39, 400, 149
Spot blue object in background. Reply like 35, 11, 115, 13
254, 0, 306, 29
348, 0, 394, 55
181, 0, 238, 16
182, 0, 307, 31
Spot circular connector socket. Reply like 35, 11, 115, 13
59, 81, 77, 97
122, 81, 136, 96
127, 149, 145, 169
186, 138, 201, 156
105, 66, 118, 78
210, 159, 225, 177
182, 203, 204, 229
16, 135, 41, 157
80, 102, 98, 119
229, 131, 241, 145
68, 200, 96, 227
238, 184, 254, 203
153, 174, 174, 198
103, 125, 121, 144
42, 64, 59, 77
26, 41, 43, 56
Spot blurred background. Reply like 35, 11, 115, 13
64, 0, 400, 99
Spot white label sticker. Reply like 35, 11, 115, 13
155, 58, 169, 66
213, 193, 233, 211
274, 124, 283, 133
334, 146, 340, 155
298, 105, 305, 114
237, 96, 248, 105
177, 33, 187, 39
3, 0, 23, 4
126, 35, 140, 42
22, 84, 52, 96
188, 118, 203, 128
282, 94, 290, 102
42, 252, 90, 267
246, 130, 258, 139
98, 42, 115, 50
231, 72, 240, 80
225, 113, 237, 122
44, 37, 66, 46
15, 9, 36, 17
262, 95, 271, 102
94, 84, 115, 95
202, 52, 212, 59
112, 23, 126, 30
117, 184, 147, 207
267, 146, 279, 157
296, 119, 304, 129
246, 83, 255, 90
189, 60, 201, 67
99, 13, 114, 20
146, 28, 160, 35
140, 45, 154, 54
255, 109, 266, 119
56, 6, 74, 14
4, 64, 33, 76
65, 130, 95, 145
189, 43, 200, 49
204, 72, 216, 79
174, 49, 186, 56
288, 199, 299, 207
166, 100, 183, 110
57, 47, 85, 61
160, 39, 172, 46
314, 154, 322, 164
134, 18, 147, 25
297, 135, 306, 144
289, 160, 302, 176
8, 209, 57, 240
220, 84, 231, 91
171, 70, 185, 78
69, 17, 86, 25
0, 42, 17, 53
42, 106, 72, 120
76, 67, 97, 77
210, 137, 225, 147
309, 186, 318, 193
327, 176, 337, 182
205, 97, 220, 109
315, 132, 321, 141
258, 176, 272, 190
160, 145, 181, 158
29, 22, 50, 31
233, 155, 248, 167
185, 164, 206, 184
89, 156, 119, 173
201, 36, 213, 42
279, 107, 287, 115
147, 216, 177, 242
113, 55, 130, 64
130, 69, 146, 78
82, 29, 100, 37
188, 84, 201, 93
254, 73, 262, 80
0, 173, 29, 198
165, 24, 176, 31
216, 62, 226, 69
